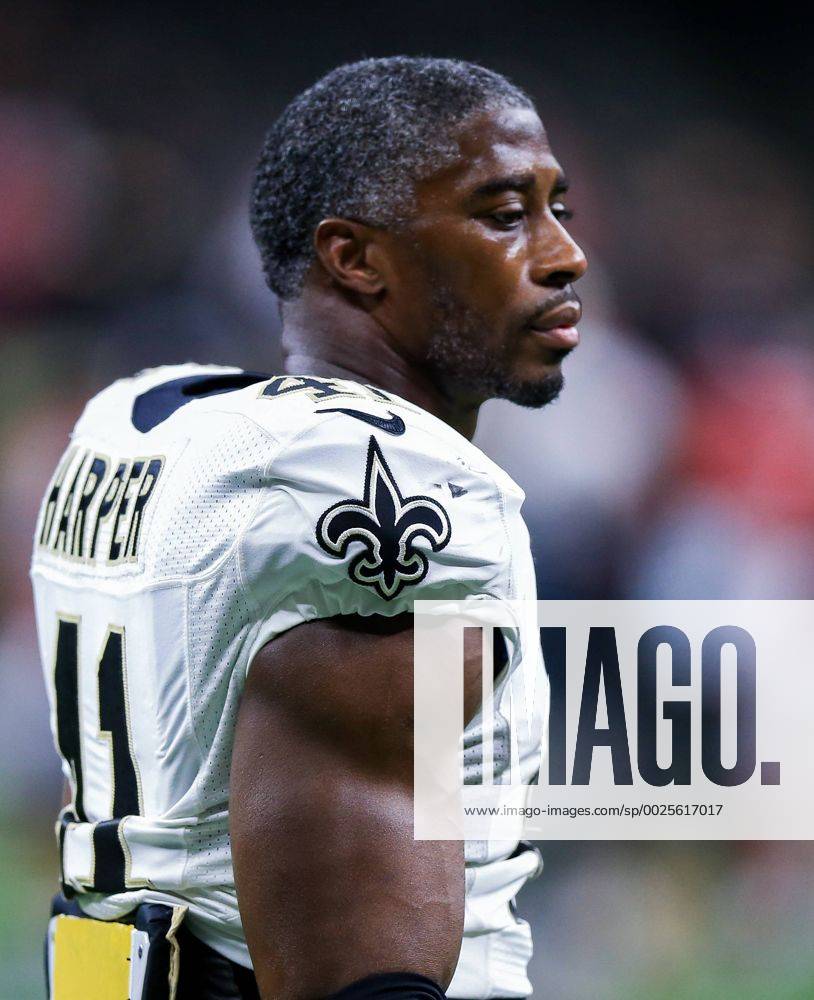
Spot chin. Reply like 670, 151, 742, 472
495, 369, 565, 408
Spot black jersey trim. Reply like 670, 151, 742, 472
131, 372, 270, 432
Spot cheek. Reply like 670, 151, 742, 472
423, 227, 527, 306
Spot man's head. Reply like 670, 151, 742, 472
251, 56, 587, 408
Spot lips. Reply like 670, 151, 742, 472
528, 301, 581, 332
528, 301, 581, 351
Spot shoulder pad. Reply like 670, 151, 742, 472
241, 406, 513, 623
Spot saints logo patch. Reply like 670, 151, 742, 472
316, 436, 452, 601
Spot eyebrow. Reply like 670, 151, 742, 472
470, 171, 570, 199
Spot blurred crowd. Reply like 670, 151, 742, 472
1, 4, 812, 997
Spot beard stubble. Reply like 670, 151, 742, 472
424, 284, 566, 408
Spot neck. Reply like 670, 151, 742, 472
280, 286, 482, 440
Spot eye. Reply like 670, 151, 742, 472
551, 201, 574, 222
486, 206, 526, 229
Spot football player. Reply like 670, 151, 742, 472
32, 57, 586, 999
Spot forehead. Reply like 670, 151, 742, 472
418, 105, 560, 200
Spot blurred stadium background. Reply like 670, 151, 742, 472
2, 3, 813, 996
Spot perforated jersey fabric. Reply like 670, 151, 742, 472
30, 364, 547, 999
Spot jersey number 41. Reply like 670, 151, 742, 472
54, 616, 142, 895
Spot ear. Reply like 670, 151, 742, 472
313, 218, 386, 296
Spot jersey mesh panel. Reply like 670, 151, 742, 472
147, 415, 269, 578
183, 555, 254, 883
145, 416, 270, 881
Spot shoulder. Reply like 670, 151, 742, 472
70, 368, 518, 502
56, 367, 523, 605
245, 375, 521, 497
72, 367, 422, 453
240, 377, 522, 624
255, 376, 518, 546
232, 373, 441, 454
71, 364, 251, 444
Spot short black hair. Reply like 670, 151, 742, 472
250, 56, 534, 300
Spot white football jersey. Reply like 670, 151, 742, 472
30, 364, 547, 998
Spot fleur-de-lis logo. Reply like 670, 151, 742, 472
316, 436, 452, 600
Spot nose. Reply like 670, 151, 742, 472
529, 225, 588, 290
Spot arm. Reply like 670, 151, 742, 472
231, 614, 481, 999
